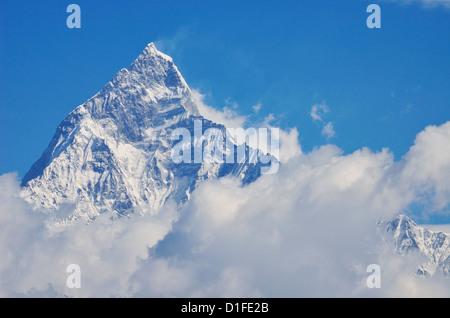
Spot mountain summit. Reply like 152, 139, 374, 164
379, 215, 450, 277
21, 43, 268, 224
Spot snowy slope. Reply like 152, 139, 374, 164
379, 215, 450, 277
20, 43, 271, 224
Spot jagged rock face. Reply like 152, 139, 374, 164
379, 215, 450, 277
20, 43, 266, 223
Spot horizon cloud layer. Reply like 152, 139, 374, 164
0, 120, 450, 297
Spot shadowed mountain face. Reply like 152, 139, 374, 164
21, 43, 271, 223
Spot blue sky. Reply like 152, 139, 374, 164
0, 0, 449, 179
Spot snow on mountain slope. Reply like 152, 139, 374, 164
20, 43, 271, 224
379, 215, 450, 277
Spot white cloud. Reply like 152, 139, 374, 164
154, 26, 193, 57
414, 0, 450, 8
252, 103, 262, 113
191, 89, 247, 128
140, 123, 450, 297
386, 0, 450, 8
402, 122, 450, 211
311, 103, 336, 140
422, 224, 450, 234
322, 122, 336, 140
0, 174, 177, 297
279, 128, 302, 162
1, 122, 450, 297
310, 103, 329, 122
191, 89, 286, 162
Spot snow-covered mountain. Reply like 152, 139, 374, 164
20, 43, 271, 224
379, 215, 450, 277
17, 42, 450, 283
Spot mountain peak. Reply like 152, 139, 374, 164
146, 42, 156, 50
131, 42, 174, 70
20, 43, 265, 225
125, 43, 191, 100
140, 42, 172, 61
395, 214, 417, 226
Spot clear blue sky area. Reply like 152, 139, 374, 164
1, 0, 449, 179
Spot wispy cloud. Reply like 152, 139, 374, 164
310, 103, 329, 122
191, 89, 248, 128
386, 0, 450, 9
311, 103, 335, 140
252, 102, 262, 113
322, 122, 336, 140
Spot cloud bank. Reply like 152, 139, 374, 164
1, 121, 450, 297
